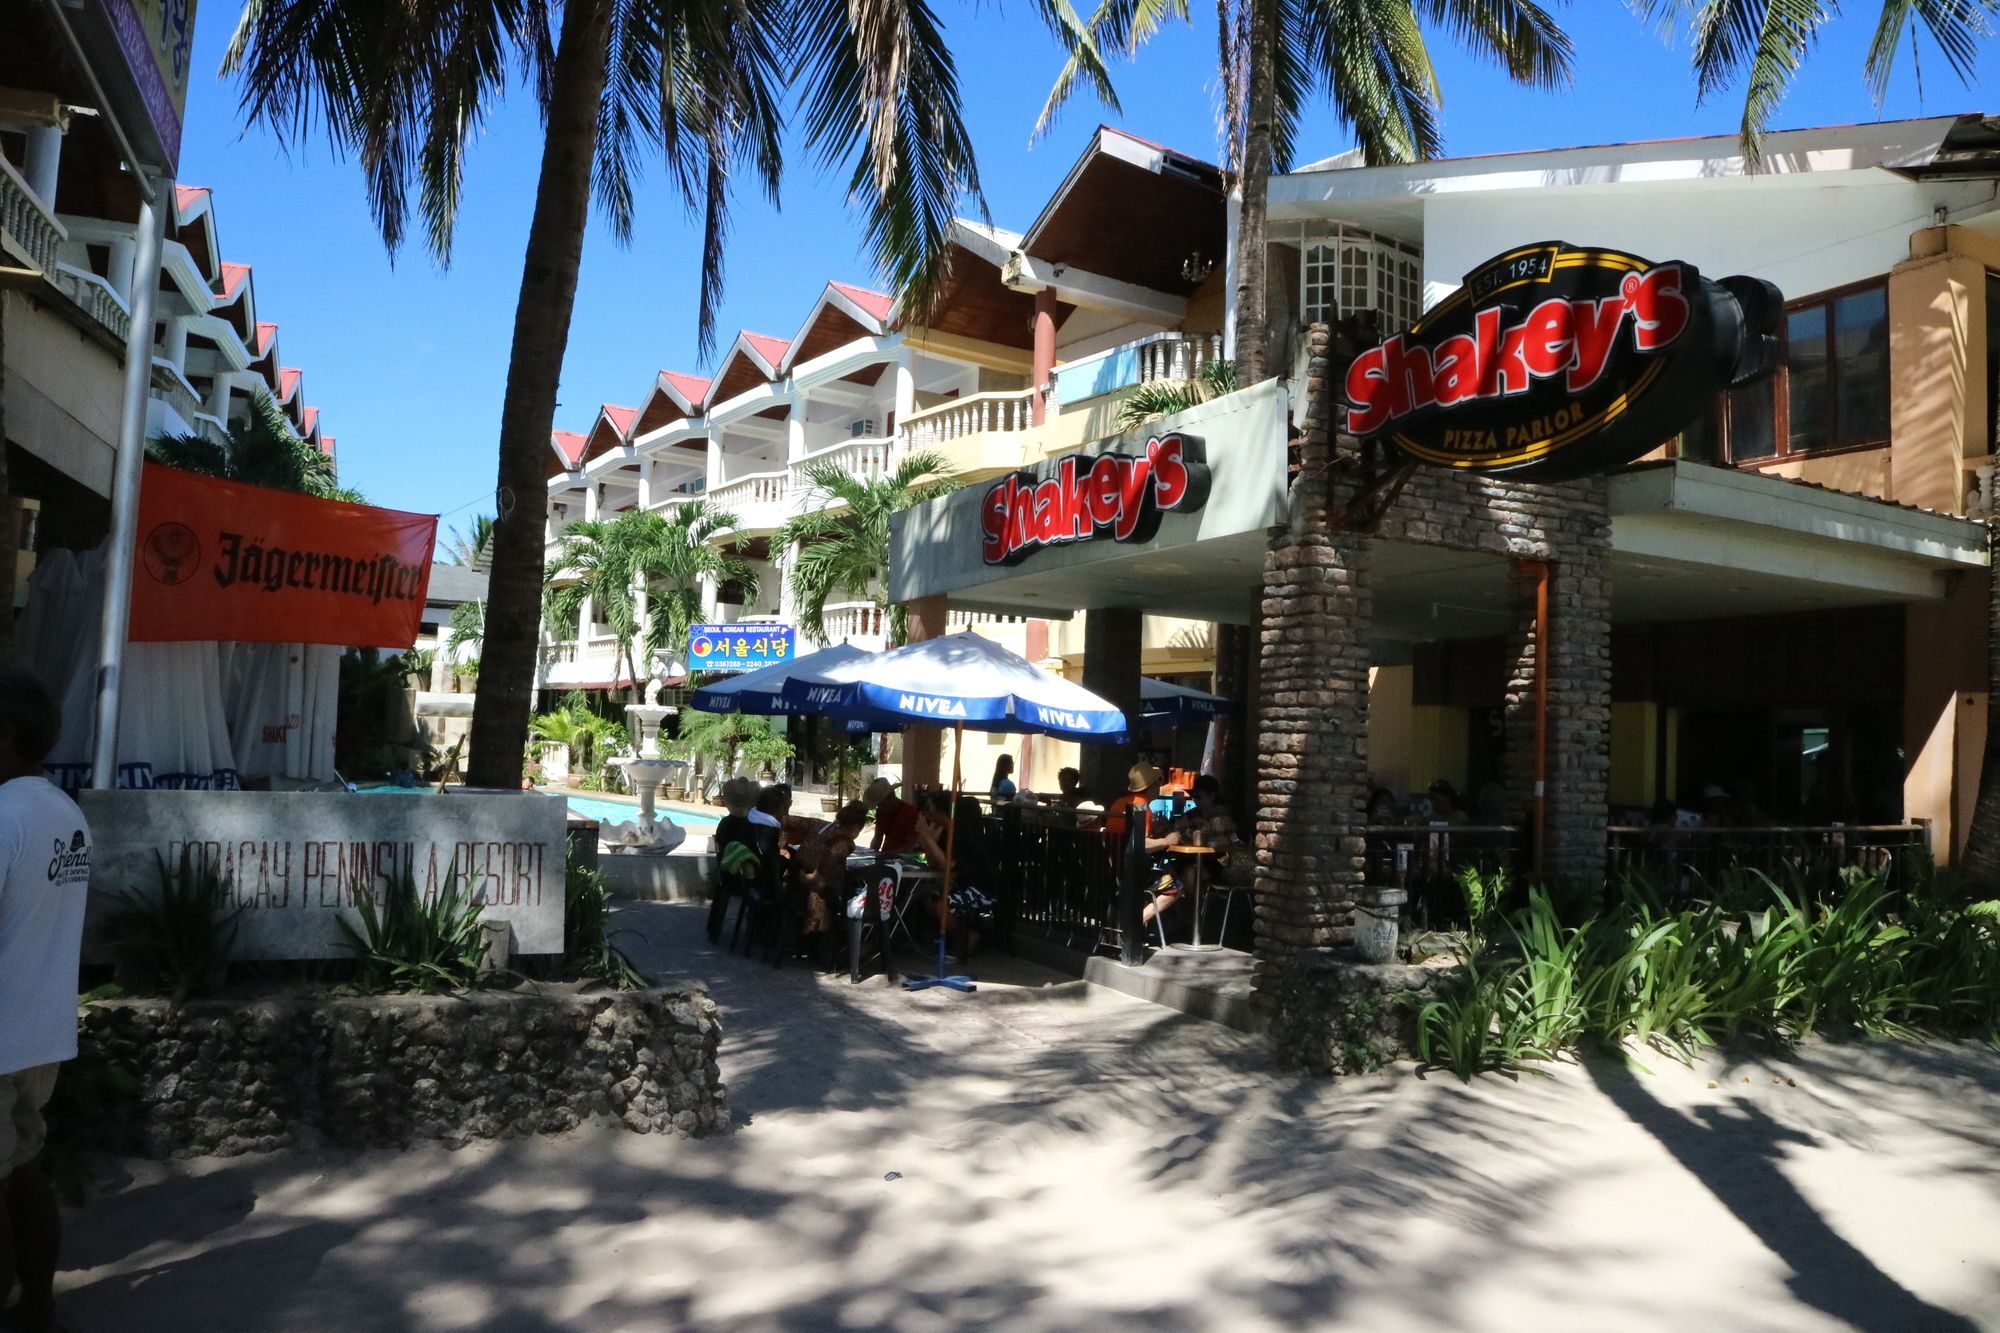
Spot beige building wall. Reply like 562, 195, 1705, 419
2, 290, 122, 496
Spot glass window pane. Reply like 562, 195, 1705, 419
1730, 379, 1777, 462
1786, 305, 1831, 452
1833, 287, 1889, 443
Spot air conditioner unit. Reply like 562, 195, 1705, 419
848, 417, 878, 438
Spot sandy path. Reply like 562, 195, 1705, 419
51, 901, 2000, 1330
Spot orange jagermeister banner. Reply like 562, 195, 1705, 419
130, 462, 438, 647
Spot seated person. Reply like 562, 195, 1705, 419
1053, 767, 1084, 807
708, 777, 763, 942
1104, 762, 1182, 932
750, 782, 791, 830
794, 801, 869, 944
864, 776, 925, 856
990, 754, 1017, 806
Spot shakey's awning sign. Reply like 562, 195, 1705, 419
981, 433, 1211, 566
1345, 242, 1781, 481
130, 462, 437, 647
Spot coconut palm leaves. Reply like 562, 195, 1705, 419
1630, 0, 1998, 161
777, 451, 959, 647
543, 502, 755, 695
1039, 0, 1571, 172
149, 388, 360, 500
1114, 359, 1241, 430
444, 516, 495, 569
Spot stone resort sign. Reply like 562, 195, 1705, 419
1345, 242, 1782, 481
80, 789, 567, 959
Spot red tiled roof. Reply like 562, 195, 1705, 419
218, 262, 251, 301
320, 435, 336, 457
601, 403, 639, 436
301, 405, 320, 435
552, 431, 589, 467
174, 185, 211, 213
742, 332, 790, 368
278, 367, 301, 400
829, 281, 895, 322
254, 322, 278, 358
660, 371, 711, 404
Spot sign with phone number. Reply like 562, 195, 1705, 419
688, 623, 795, 674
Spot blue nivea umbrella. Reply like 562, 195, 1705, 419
690, 642, 869, 716
781, 631, 1129, 741
783, 631, 1129, 992
1141, 677, 1234, 723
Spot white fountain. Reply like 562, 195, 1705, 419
608, 678, 689, 854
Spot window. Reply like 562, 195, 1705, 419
1299, 226, 1422, 332
1695, 279, 1889, 467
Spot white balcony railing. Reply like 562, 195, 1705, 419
948, 609, 1028, 629
707, 470, 788, 525
823, 602, 887, 644
1136, 332, 1226, 385
792, 434, 900, 492
901, 389, 1036, 451
0, 152, 61, 275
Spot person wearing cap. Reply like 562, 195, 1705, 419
1105, 762, 1184, 931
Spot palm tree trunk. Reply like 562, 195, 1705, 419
466, 0, 612, 789
1958, 523, 2000, 882
1231, 0, 1276, 385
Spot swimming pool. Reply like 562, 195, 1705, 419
353, 784, 720, 834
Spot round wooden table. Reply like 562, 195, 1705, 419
1166, 845, 1221, 952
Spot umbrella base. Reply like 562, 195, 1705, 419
903, 939, 977, 992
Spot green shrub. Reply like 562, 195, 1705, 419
111, 850, 242, 1003
564, 853, 645, 991
339, 870, 491, 994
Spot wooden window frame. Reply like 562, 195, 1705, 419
1717, 276, 1891, 469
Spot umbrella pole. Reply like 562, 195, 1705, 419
905, 720, 974, 993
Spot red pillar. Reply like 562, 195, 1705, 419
1031, 287, 1057, 426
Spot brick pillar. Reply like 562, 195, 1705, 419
1081, 607, 1143, 798
1499, 498, 1612, 883
901, 594, 949, 791
1252, 324, 1372, 1001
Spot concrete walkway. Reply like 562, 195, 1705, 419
53, 901, 2000, 1330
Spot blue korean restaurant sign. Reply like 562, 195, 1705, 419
688, 623, 795, 674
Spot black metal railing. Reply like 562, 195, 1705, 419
1606, 823, 1930, 899
987, 807, 1123, 952
1364, 824, 1524, 925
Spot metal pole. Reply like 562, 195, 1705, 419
91, 174, 170, 789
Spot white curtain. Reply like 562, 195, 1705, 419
219, 642, 341, 784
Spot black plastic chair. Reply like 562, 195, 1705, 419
728, 825, 785, 956
848, 858, 901, 984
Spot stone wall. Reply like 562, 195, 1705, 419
1252, 319, 1613, 1039
1261, 952, 1452, 1076
63, 988, 727, 1159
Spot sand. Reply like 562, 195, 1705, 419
51, 901, 2000, 1330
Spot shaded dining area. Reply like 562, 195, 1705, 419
882, 336, 1991, 1028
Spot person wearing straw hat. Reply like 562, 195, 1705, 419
1105, 762, 1184, 932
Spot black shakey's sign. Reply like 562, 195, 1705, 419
1344, 242, 1781, 481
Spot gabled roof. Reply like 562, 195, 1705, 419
707, 331, 790, 409
829, 281, 895, 323
602, 403, 638, 436
217, 262, 251, 302
321, 435, 336, 458
277, 367, 302, 403
254, 322, 279, 360
551, 430, 589, 469
301, 405, 320, 437
173, 185, 211, 213
1016, 124, 1223, 298
635, 370, 712, 438
580, 403, 638, 466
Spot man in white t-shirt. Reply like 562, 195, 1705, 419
0, 668, 89, 1333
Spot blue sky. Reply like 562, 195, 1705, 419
176, 4, 1986, 520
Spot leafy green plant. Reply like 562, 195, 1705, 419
1113, 359, 1240, 430
339, 870, 491, 994
1413, 955, 1540, 1077
111, 851, 242, 1003
677, 712, 791, 787
564, 854, 645, 991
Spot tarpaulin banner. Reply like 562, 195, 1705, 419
130, 462, 437, 647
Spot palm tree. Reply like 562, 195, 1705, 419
1631, 0, 1998, 162
1115, 358, 1240, 430
777, 452, 959, 647
444, 516, 495, 570
444, 599, 486, 686
222, 0, 1114, 790
149, 387, 363, 500
543, 502, 755, 700
1041, 0, 1572, 381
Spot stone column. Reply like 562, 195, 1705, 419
900, 593, 949, 790
1080, 607, 1143, 797
1252, 324, 1372, 996
1499, 499, 1613, 883
1030, 288, 1058, 426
